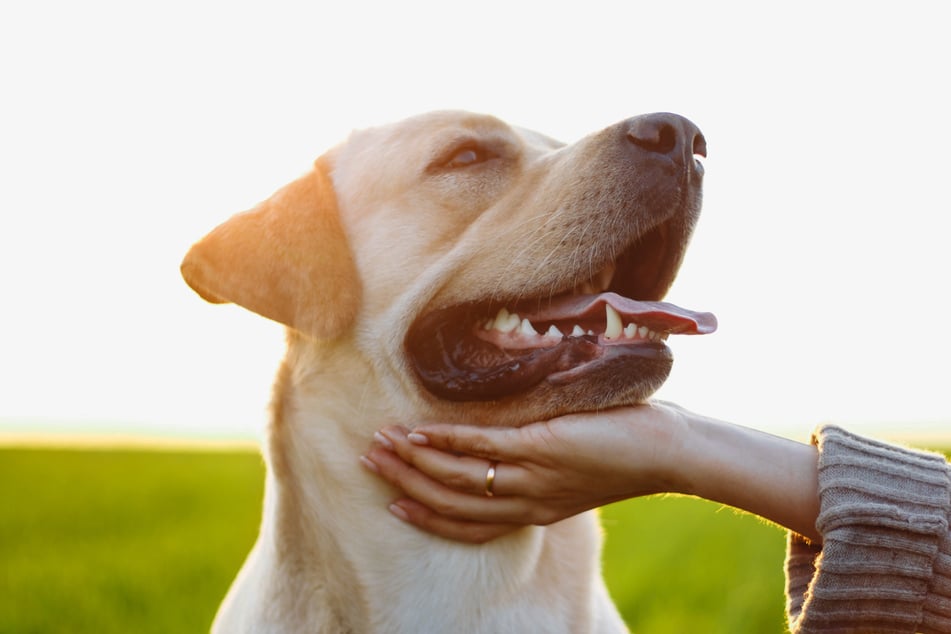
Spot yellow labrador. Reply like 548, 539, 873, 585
182, 110, 716, 633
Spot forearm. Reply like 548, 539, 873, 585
676, 414, 821, 542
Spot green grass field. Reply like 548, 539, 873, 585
1, 446, 793, 633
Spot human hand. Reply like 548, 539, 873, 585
360, 402, 693, 543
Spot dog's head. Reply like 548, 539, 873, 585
182, 111, 716, 424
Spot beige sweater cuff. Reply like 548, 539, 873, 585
785, 425, 951, 634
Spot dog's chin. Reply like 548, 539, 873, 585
405, 291, 714, 408
512, 356, 673, 419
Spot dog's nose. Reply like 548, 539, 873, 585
625, 113, 706, 170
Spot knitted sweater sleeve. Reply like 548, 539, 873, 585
785, 425, 951, 633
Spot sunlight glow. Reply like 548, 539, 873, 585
2, 1, 949, 441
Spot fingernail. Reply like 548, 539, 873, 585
407, 432, 429, 445
389, 503, 410, 522
373, 431, 394, 450
359, 455, 379, 473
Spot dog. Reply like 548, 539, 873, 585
182, 110, 716, 633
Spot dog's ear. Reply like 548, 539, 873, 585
181, 158, 360, 340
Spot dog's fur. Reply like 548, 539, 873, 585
182, 110, 709, 633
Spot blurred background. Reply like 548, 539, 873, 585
2, 1, 949, 444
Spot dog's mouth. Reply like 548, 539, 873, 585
406, 221, 717, 402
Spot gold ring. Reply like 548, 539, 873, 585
484, 461, 498, 497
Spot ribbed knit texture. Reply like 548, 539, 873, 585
785, 425, 951, 633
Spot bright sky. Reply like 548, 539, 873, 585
2, 2, 949, 442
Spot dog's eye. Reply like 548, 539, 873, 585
448, 148, 481, 168
442, 145, 496, 169
427, 138, 505, 173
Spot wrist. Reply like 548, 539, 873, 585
672, 412, 821, 541
622, 402, 698, 498
672, 410, 727, 499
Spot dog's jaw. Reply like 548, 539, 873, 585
404, 202, 716, 407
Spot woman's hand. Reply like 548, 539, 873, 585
360, 402, 693, 543
362, 401, 822, 544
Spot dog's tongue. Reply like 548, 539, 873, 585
522, 292, 717, 334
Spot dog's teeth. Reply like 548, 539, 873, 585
493, 308, 520, 333
492, 307, 509, 327
571, 325, 585, 337
546, 324, 564, 338
623, 323, 637, 338
604, 305, 623, 339
519, 318, 539, 336
638, 326, 649, 339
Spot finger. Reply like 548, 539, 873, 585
363, 446, 533, 524
407, 423, 523, 461
379, 426, 527, 497
388, 498, 522, 544
365, 440, 486, 499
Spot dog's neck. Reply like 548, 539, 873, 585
225, 340, 618, 633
